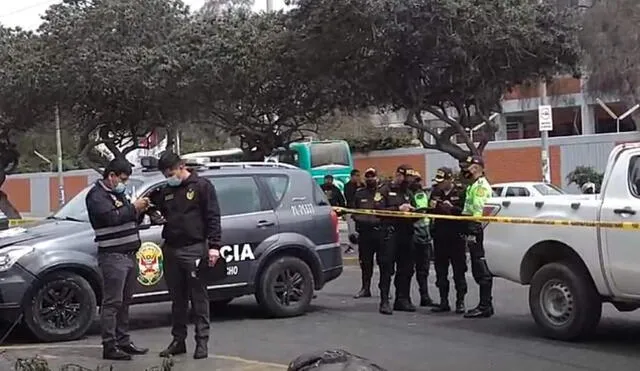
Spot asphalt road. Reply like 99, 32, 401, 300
2, 265, 640, 371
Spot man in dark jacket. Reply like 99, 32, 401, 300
321, 174, 346, 207
343, 169, 362, 254
86, 158, 149, 361
151, 152, 222, 360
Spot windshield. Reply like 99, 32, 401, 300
52, 179, 144, 222
533, 183, 565, 196
309, 142, 350, 168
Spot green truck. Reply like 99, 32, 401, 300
266, 140, 354, 191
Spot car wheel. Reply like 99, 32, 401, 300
23, 271, 97, 342
256, 256, 314, 317
529, 261, 602, 341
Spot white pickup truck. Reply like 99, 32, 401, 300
484, 143, 640, 341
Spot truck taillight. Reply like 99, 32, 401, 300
330, 210, 340, 243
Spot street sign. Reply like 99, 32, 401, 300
538, 105, 553, 131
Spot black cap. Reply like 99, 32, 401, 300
364, 167, 377, 177
433, 167, 453, 183
324, 174, 334, 180
460, 155, 484, 168
396, 164, 413, 175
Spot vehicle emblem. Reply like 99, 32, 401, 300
136, 242, 164, 286
374, 192, 382, 202
186, 189, 195, 200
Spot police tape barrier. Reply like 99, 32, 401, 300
333, 207, 640, 230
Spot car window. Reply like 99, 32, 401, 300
260, 175, 289, 205
505, 187, 530, 197
492, 187, 503, 196
628, 155, 640, 197
532, 184, 564, 195
208, 176, 265, 216
313, 181, 330, 206
52, 179, 143, 222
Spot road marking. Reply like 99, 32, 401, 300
0, 344, 287, 369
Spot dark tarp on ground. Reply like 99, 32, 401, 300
288, 349, 388, 371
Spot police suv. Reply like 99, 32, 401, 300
0, 160, 343, 342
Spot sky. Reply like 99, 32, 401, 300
0, 0, 290, 30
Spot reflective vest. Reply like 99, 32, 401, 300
462, 176, 492, 217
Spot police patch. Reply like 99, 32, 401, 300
186, 189, 195, 200
136, 242, 164, 286
476, 187, 487, 197
374, 192, 382, 202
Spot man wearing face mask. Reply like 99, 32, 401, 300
351, 168, 381, 299
151, 151, 222, 359
459, 155, 494, 318
428, 167, 467, 314
408, 171, 435, 307
86, 158, 150, 360
376, 164, 417, 314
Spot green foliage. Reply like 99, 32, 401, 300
566, 166, 604, 191
346, 136, 415, 153
287, 0, 582, 160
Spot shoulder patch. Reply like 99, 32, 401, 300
374, 192, 382, 202
186, 189, 195, 200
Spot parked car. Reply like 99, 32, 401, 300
483, 143, 640, 341
0, 161, 343, 342
491, 182, 565, 197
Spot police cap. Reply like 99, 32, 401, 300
396, 164, 414, 175
364, 168, 377, 177
460, 155, 484, 168
433, 167, 453, 183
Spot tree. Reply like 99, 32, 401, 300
188, 9, 338, 159
200, 0, 254, 17
287, 0, 582, 160
37, 0, 194, 169
581, 0, 640, 115
0, 27, 50, 217
566, 165, 604, 192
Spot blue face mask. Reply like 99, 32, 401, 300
167, 176, 182, 187
113, 182, 126, 194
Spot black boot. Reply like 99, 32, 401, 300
103, 344, 132, 361
355, 267, 373, 298
419, 294, 435, 307
159, 339, 187, 357
455, 293, 466, 314
431, 299, 450, 313
393, 298, 416, 312
354, 287, 372, 298
379, 289, 392, 315
193, 339, 208, 359
464, 283, 493, 318
119, 342, 149, 355
464, 306, 494, 318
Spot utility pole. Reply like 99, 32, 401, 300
55, 105, 65, 206
538, 83, 552, 184
266, 0, 273, 11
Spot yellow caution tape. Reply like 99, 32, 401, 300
333, 207, 640, 230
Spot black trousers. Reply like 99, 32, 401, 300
163, 243, 210, 343
466, 224, 493, 308
98, 252, 136, 347
392, 225, 415, 302
356, 225, 380, 287
433, 231, 467, 299
413, 241, 431, 298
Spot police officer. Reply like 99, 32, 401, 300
408, 171, 435, 307
351, 168, 381, 299
377, 164, 417, 314
459, 155, 494, 318
428, 167, 468, 314
152, 152, 222, 359
86, 158, 149, 360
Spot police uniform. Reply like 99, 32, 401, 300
409, 171, 435, 307
459, 156, 494, 318
376, 165, 417, 314
86, 180, 148, 360
428, 167, 468, 314
150, 171, 222, 357
351, 168, 382, 299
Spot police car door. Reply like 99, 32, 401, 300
206, 175, 278, 287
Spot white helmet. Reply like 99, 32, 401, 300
581, 182, 596, 194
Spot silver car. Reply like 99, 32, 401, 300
0, 162, 343, 342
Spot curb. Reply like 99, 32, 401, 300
343, 256, 358, 266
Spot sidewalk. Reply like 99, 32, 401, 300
0, 344, 287, 371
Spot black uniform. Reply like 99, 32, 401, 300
321, 183, 346, 207
351, 184, 382, 298
428, 185, 468, 313
377, 181, 416, 314
86, 180, 141, 356
150, 172, 221, 353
